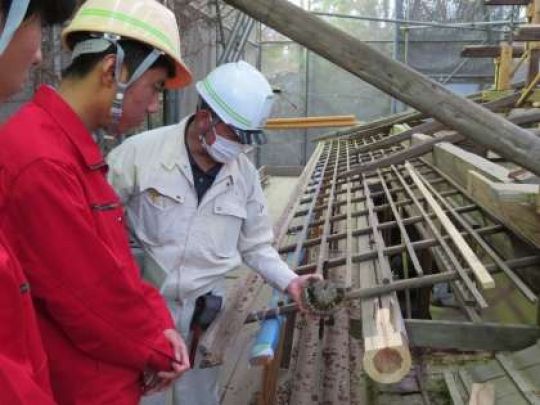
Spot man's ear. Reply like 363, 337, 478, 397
196, 109, 212, 133
99, 54, 117, 89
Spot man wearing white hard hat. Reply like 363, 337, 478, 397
0, 0, 76, 403
0, 0, 193, 403
108, 61, 321, 405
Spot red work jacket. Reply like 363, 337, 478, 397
0, 86, 175, 405
0, 234, 55, 404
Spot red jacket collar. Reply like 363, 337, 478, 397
34, 85, 106, 170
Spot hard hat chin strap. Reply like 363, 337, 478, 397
0, 0, 30, 55
110, 45, 162, 133
72, 34, 163, 135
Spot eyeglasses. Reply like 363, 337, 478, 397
207, 113, 267, 145
229, 126, 267, 146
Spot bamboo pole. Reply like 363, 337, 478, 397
222, 0, 540, 175
405, 162, 495, 289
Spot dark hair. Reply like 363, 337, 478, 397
1, 0, 77, 26
62, 32, 175, 82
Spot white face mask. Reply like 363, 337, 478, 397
202, 133, 247, 164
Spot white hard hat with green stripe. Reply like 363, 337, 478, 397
196, 61, 275, 144
62, 0, 192, 89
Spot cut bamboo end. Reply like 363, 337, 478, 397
362, 342, 412, 384
362, 307, 412, 384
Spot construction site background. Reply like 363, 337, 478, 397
0, 0, 516, 167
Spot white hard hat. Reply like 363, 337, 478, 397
196, 61, 275, 133
62, 0, 192, 89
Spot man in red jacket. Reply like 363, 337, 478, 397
0, 1, 193, 404
0, 0, 76, 403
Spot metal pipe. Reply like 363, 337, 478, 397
312, 11, 513, 32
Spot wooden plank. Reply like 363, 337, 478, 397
405, 320, 540, 351
291, 141, 340, 404
445, 371, 467, 405
468, 383, 495, 405
416, 164, 537, 302
322, 308, 350, 403
467, 171, 540, 249
405, 162, 496, 289
343, 141, 353, 288
461, 45, 525, 58
495, 353, 540, 404
223, 0, 540, 176
514, 24, 540, 41
484, 0, 530, 5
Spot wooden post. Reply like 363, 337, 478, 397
527, 1, 540, 87
497, 43, 513, 90
223, 0, 540, 176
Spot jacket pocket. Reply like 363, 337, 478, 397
138, 188, 184, 245
90, 200, 131, 265
210, 197, 247, 258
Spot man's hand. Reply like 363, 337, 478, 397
285, 274, 323, 313
143, 329, 190, 395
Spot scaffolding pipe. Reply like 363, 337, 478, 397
312, 12, 514, 32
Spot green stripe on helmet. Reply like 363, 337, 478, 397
78, 8, 174, 53
202, 78, 252, 128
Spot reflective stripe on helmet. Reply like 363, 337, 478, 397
77, 8, 175, 54
201, 78, 252, 128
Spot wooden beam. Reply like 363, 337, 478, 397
353, 92, 520, 155
346, 107, 540, 177
405, 162, 496, 289
461, 45, 525, 58
265, 115, 358, 129
484, 0, 530, 5
345, 131, 463, 178
467, 171, 540, 249
223, 0, 540, 176
535, 0, 540, 23
514, 24, 540, 41
312, 110, 424, 142
468, 383, 495, 405
405, 320, 540, 351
